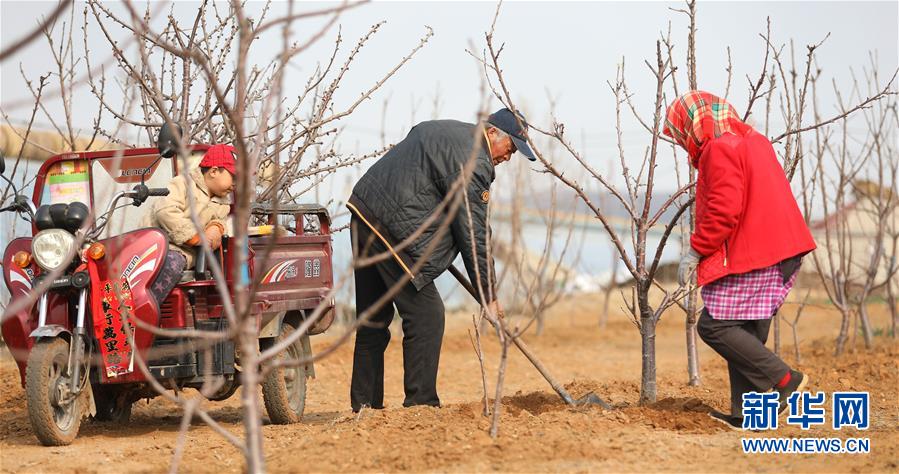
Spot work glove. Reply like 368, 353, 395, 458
678, 248, 702, 287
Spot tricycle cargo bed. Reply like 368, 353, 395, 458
250, 234, 334, 306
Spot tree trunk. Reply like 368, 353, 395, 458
639, 317, 657, 404
889, 277, 897, 338
638, 284, 657, 404
239, 317, 265, 473
685, 292, 701, 386
857, 302, 874, 349
835, 308, 851, 356
490, 329, 510, 439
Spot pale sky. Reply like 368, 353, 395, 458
2, 1, 897, 196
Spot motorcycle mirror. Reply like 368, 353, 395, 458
14, 195, 34, 216
1, 157, 23, 211
157, 122, 184, 158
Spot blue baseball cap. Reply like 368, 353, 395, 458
487, 108, 536, 161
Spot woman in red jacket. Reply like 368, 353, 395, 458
664, 91, 817, 429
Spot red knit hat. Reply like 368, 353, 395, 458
199, 144, 237, 175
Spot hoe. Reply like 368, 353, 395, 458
449, 265, 611, 409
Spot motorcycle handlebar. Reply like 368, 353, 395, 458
128, 185, 168, 206
0, 195, 36, 216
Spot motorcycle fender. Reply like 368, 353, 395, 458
258, 312, 285, 339
29, 324, 70, 340
87, 383, 97, 417
3, 237, 38, 385
301, 334, 315, 379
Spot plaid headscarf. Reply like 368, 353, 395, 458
663, 90, 753, 163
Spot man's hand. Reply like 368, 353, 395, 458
205, 224, 223, 250
678, 248, 702, 287
484, 300, 505, 322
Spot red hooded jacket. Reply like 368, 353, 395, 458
691, 131, 816, 285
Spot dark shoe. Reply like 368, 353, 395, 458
776, 370, 809, 414
709, 411, 743, 430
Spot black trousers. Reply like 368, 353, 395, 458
349, 217, 445, 412
698, 308, 790, 416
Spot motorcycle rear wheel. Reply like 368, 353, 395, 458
261, 321, 310, 424
25, 338, 86, 446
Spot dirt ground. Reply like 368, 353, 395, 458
0, 293, 896, 473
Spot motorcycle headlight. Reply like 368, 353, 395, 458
32, 229, 76, 271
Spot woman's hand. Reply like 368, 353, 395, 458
678, 248, 702, 287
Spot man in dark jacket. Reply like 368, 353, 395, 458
347, 108, 535, 411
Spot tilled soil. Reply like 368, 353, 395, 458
0, 294, 896, 473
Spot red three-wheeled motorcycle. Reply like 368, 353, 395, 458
0, 130, 335, 445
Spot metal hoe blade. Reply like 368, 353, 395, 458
575, 392, 612, 409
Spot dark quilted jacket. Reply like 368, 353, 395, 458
348, 119, 496, 301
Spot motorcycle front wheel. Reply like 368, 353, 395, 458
25, 338, 86, 446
